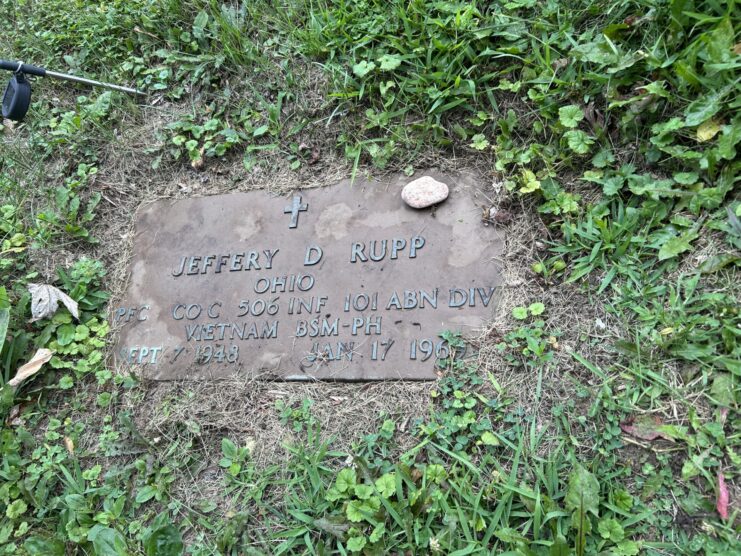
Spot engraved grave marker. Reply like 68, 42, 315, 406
113, 172, 503, 380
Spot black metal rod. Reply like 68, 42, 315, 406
44, 70, 144, 96
0, 60, 45, 76
1, 59, 144, 96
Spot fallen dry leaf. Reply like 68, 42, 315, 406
64, 436, 75, 454
624, 15, 639, 26
487, 207, 513, 225
298, 142, 321, 165
697, 119, 722, 142
8, 404, 20, 420
717, 471, 730, 521
6, 404, 21, 426
7, 348, 53, 390
719, 407, 728, 425
28, 284, 79, 322
551, 58, 568, 70
620, 414, 674, 442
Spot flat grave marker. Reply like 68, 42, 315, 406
112, 172, 503, 380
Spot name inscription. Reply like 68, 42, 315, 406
113, 174, 503, 380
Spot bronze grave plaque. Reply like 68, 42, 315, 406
113, 172, 503, 380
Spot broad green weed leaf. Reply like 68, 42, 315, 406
336, 468, 356, 493
707, 17, 734, 63
354, 484, 373, 500
377, 54, 401, 71
520, 170, 540, 193
88, 526, 127, 556
24, 537, 65, 556
566, 465, 599, 556
65, 494, 87, 510
658, 232, 698, 261
374, 474, 396, 498
698, 254, 740, 273
718, 123, 741, 159
564, 130, 594, 154
480, 431, 500, 446
379, 80, 395, 97
369, 524, 385, 543
512, 307, 528, 320
598, 517, 625, 542
192, 11, 209, 39
627, 175, 675, 198
352, 60, 376, 78
145, 525, 183, 556
591, 149, 615, 168
602, 176, 624, 196
528, 302, 545, 316
650, 117, 685, 146
221, 438, 238, 460
559, 105, 584, 128
685, 92, 723, 126
346, 500, 365, 522
325, 486, 343, 502
0, 286, 9, 311
710, 373, 734, 407
673, 172, 699, 185
347, 536, 366, 552
549, 535, 569, 556
425, 464, 446, 483
56, 324, 75, 346
203, 119, 219, 131
565, 465, 599, 516
613, 489, 633, 511
616, 540, 640, 556
135, 485, 157, 504
6, 499, 27, 518
640, 80, 670, 98
571, 38, 617, 65
494, 527, 528, 543
470, 133, 489, 150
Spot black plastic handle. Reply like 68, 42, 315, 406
0, 60, 46, 76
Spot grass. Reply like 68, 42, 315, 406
0, 0, 739, 554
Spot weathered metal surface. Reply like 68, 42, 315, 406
112, 172, 503, 380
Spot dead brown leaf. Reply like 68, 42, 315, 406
717, 471, 730, 520
28, 283, 79, 322
620, 414, 674, 442
7, 348, 53, 390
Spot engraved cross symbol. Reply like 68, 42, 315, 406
284, 195, 308, 229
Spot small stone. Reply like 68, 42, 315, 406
401, 176, 449, 209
